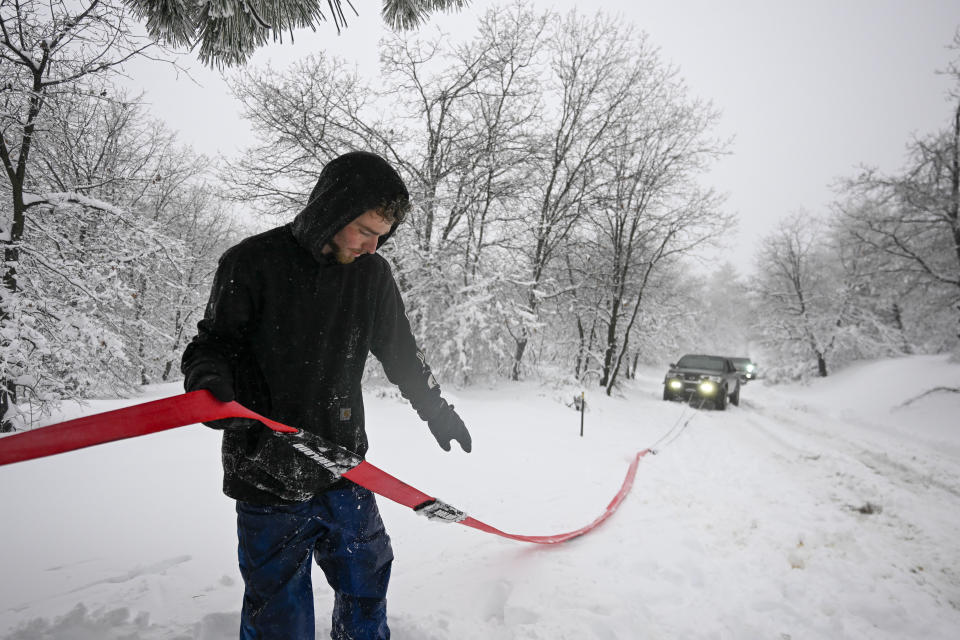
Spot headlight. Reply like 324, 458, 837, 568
668, 379, 683, 390
705, 375, 722, 383
746, 364, 755, 372
698, 380, 717, 395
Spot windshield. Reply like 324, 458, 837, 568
676, 355, 726, 371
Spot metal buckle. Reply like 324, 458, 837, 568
413, 498, 468, 523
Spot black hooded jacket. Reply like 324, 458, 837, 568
181, 152, 447, 505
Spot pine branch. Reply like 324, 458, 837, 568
124, 0, 470, 67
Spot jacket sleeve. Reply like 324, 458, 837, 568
370, 266, 448, 422
181, 245, 258, 394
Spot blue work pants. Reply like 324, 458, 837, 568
236, 485, 393, 639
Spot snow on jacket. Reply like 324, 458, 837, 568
181, 152, 447, 505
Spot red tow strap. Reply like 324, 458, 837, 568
0, 391, 647, 544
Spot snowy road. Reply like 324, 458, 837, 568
1, 355, 958, 638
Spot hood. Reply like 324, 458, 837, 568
290, 151, 409, 262
669, 367, 725, 378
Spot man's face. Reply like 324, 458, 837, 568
323, 208, 394, 264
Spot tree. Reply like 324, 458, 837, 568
450, 4, 543, 285
129, 0, 469, 67
826, 212, 921, 359
504, 9, 731, 389
507, 9, 645, 381
820, 30, 960, 357
136, 179, 240, 384
7, 86, 236, 425
838, 100, 960, 346
750, 213, 869, 379
375, 5, 544, 381
1, 0, 171, 429
584, 67, 729, 393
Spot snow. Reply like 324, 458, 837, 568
2, 355, 959, 639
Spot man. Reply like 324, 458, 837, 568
181, 151, 471, 640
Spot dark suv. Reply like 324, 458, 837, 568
728, 357, 758, 384
663, 354, 741, 409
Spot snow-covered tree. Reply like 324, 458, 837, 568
0, 0, 175, 428
506, 9, 642, 381
128, 0, 468, 67
819, 30, 960, 358
6, 87, 237, 426
838, 115, 960, 350
829, 200, 938, 355
581, 76, 729, 393
749, 212, 895, 379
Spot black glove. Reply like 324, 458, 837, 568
185, 372, 256, 431
186, 371, 234, 402
427, 404, 472, 453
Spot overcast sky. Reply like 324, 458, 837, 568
126, 0, 960, 273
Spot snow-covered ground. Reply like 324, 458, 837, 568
1, 354, 959, 639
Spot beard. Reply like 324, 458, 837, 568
328, 240, 357, 264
